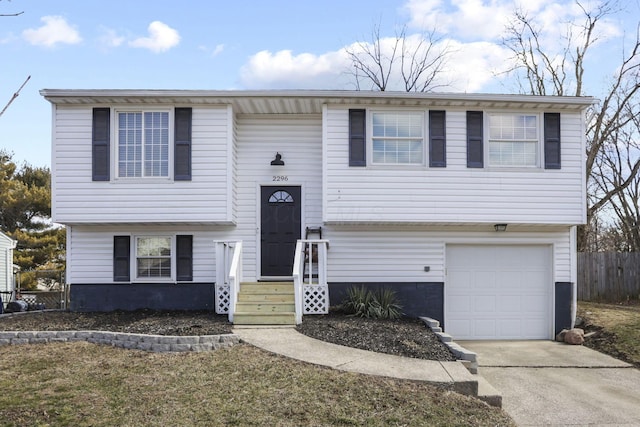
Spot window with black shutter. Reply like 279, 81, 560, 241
429, 110, 446, 167
92, 108, 110, 181
174, 108, 192, 180
466, 111, 484, 168
113, 236, 130, 282
544, 113, 561, 169
349, 109, 366, 166
176, 235, 193, 281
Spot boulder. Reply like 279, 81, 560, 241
564, 328, 585, 345
556, 329, 568, 342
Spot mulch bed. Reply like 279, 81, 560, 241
0, 309, 456, 361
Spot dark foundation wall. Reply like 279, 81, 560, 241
328, 282, 444, 324
70, 283, 216, 312
555, 282, 573, 335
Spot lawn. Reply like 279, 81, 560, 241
578, 301, 640, 368
0, 342, 515, 427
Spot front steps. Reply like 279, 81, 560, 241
233, 282, 296, 325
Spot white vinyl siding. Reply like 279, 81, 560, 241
323, 226, 573, 284
51, 105, 233, 224
324, 107, 586, 225
0, 233, 14, 293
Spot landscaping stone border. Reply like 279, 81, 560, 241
0, 330, 241, 353
419, 316, 478, 374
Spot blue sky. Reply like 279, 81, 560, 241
1, 0, 638, 167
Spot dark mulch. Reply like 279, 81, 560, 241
296, 312, 456, 361
0, 309, 456, 361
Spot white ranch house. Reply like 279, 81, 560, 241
41, 89, 594, 340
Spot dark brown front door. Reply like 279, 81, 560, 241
260, 186, 301, 277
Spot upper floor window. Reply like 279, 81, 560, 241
371, 112, 424, 165
117, 111, 170, 178
488, 114, 538, 167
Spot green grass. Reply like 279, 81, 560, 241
0, 342, 515, 427
579, 301, 640, 367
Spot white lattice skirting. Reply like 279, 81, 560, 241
303, 285, 329, 314
215, 284, 329, 315
216, 285, 230, 314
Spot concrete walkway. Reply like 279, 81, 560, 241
233, 326, 479, 398
462, 341, 640, 427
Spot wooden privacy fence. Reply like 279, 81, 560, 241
577, 252, 640, 302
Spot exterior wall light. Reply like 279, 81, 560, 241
270, 152, 285, 166
494, 224, 508, 232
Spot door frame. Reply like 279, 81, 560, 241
257, 183, 305, 280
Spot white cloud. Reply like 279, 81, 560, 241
212, 44, 225, 57
129, 21, 180, 53
240, 49, 352, 89
99, 28, 125, 48
404, 0, 513, 40
22, 15, 82, 47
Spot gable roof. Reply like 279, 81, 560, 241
40, 89, 596, 114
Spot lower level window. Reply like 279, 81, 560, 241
136, 236, 171, 279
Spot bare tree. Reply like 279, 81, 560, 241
502, 0, 640, 251
0, 0, 23, 17
345, 24, 452, 92
0, 75, 30, 118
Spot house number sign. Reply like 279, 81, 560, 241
272, 175, 289, 182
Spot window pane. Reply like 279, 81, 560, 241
371, 112, 423, 165
488, 114, 539, 167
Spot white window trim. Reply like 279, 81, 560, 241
367, 109, 427, 167
486, 111, 542, 169
132, 234, 175, 282
112, 107, 175, 181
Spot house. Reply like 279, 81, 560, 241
0, 231, 17, 297
41, 89, 594, 340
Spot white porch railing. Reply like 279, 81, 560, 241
293, 239, 330, 324
214, 241, 242, 319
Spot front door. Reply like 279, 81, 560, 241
260, 186, 301, 277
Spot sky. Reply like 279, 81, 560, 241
0, 0, 638, 167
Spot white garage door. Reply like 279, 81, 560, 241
445, 245, 552, 340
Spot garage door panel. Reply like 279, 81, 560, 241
475, 295, 496, 312
446, 245, 552, 340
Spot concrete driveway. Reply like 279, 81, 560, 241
461, 341, 640, 427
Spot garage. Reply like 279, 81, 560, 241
445, 245, 552, 340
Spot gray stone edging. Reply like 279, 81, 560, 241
0, 330, 241, 353
419, 316, 478, 374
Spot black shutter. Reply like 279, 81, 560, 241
544, 113, 561, 169
349, 109, 366, 166
113, 236, 130, 282
176, 235, 193, 281
92, 108, 110, 181
174, 108, 192, 180
429, 110, 446, 167
466, 111, 484, 168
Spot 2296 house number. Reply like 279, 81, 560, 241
272, 175, 289, 182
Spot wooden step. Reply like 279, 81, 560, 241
233, 312, 296, 325
233, 282, 296, 325
235, 302, 295, 313
240, 282, 294, 293
237, 293, 294, 303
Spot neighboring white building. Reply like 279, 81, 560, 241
41, 89, 594, 340
0, 232, 17, 295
